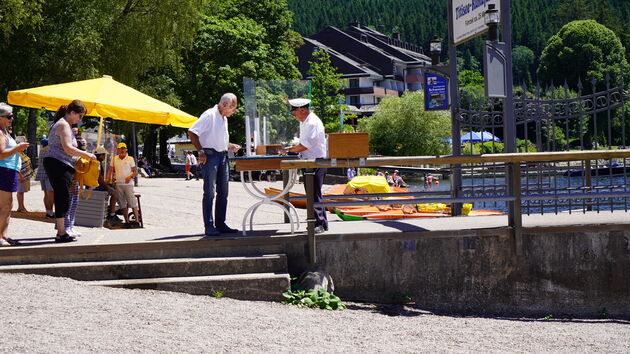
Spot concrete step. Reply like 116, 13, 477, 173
87, 272, 291, 301
0, 254, 287, 281
0, 237, 303, 265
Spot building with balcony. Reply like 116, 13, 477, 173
296, 23, 431, 116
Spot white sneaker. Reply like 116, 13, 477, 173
66, 228, 82, 237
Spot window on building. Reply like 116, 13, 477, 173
349, 79, 359, 88
349, 96, 360, 106
376, 97, 382, 104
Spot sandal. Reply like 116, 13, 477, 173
5, 238, 21, 246
54, 234, 76, 243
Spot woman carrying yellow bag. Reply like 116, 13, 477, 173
43, 100, 96, 243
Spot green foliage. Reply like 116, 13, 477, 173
288, 0, 630, 84
512, 46, 535, 85
459, 70, 484, 88
516, 139, 538, 152
11, 108, 48, 139
538, 20, 627, 90
358, 91, 451, 156
178, 0, 301, 145
211, 289, 225, 298
0, 0, 43, 35
541, 314, 554, 320
282, 288, 346, 310
462, 141, 504, 155
307, 50, 346, 129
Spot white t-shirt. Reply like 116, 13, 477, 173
299, 111, 327, 159
188, 105, 229, 152
190, 154, 198, 165
113, 155, 136, 185
185, 154, 192, 166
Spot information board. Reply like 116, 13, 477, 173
424, 73, 449, 111
451, 0, 500, 45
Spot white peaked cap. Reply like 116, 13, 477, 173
288, 98, 311, 108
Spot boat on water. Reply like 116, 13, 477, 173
334, 207, 504, 220
564, 162, 630, 177
263, 175, 504, 220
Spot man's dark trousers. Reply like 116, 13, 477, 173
201, 149, 229, 234
309, 167, 328, 230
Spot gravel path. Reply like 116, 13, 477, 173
2, 273, 629, 353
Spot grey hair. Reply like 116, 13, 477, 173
0, 102, 13, 115
219, 93, 237, 105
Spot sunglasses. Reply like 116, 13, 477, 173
1, 113, 14, 119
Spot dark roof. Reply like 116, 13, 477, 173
297, 38, 382, 79
296, 24, 430, 79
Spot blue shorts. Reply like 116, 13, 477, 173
0, 166, 19, 193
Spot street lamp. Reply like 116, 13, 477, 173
430, 35, 441, 65
484, 4, 500, 41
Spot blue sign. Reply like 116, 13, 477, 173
424, 73, 449, 110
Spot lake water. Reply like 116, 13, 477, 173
404, 174, 630, 213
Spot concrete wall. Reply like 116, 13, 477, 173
287, 227, 630, 317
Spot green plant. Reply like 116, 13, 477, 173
282, 288, 346, 310
392, 292, 413, 304
541, 314, 554, 320
598, 307, 610, 319
358, 167, 376, 175
211, 289, 225, 298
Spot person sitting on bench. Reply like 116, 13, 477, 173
93, 146, 122, 225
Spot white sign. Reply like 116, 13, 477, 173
451, 0, 500, 45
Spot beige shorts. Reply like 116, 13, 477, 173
115, 184, 138, 209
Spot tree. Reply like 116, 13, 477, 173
552, 0, 591, 30
307, 49, 345, 130
0, 0, 42, 35
358, 91, 451, 156
512, 45, 535, 85
0, 0, 208, 162
537, 20, 627, 90
177, 0, 302, 146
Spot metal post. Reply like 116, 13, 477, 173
447, 0, 462, 216
132, 123, 138, 187
584, 159, 593, 211
304, 170, 317, 265
282, 170, 290, 223
501, 0, 516, 153
509, 162, 523, 256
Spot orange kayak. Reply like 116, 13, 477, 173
338, 207, 383, 216
467, 209, 505, 216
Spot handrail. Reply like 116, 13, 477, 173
280, 150, 630, 169
289, 150, 630, 265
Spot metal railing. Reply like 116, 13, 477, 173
281, 150, 630, 264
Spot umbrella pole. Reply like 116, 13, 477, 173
132, 123, 138, 187
96, 116, 104, 148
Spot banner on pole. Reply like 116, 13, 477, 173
451, 0, 500, 45
424, 73, 450, 111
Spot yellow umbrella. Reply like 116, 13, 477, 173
8, 75, 196, 145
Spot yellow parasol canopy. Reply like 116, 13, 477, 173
7, 75, 196, 128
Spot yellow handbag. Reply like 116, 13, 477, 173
74, 158, 101, 199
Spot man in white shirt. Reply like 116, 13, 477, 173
284, 98, 328, 233
108, 142, 139, 226
188, 93, 241, 236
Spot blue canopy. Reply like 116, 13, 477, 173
461, 131, 501, 143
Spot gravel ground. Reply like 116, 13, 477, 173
5, 177, 630, 352
2, 273, 629, 353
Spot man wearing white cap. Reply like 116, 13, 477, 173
284, 98, 328, 233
